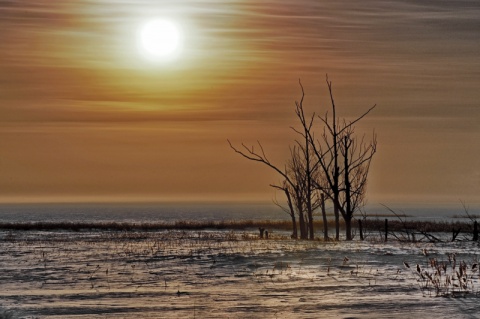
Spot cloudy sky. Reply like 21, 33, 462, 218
0, 0, 479, 204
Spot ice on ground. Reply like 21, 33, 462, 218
0, 230, 479, 318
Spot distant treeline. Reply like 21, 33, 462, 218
0, 219, 476, 234
0, 220, 292, 232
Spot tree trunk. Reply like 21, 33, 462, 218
285, 189, 297, 239
298, 203, 307, 240
321, 193, 329, 240
299, 213, 307, 239
304, 122, 315, 240
291, 214, 298, 239
344, 136, 353, 241
332, 89, 340, 241
345, 217, 352, 241
307, 209, 314, 240
334, 198, 340, 240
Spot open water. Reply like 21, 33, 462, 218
0, 202, 478, 224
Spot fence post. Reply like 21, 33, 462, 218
474, 221, 478, 241
385, 219, 388, 242
358, 220, 364, 241
259, 227, 265, 239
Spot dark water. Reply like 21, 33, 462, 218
0, 202, 478, 224
0, 202, 284, 224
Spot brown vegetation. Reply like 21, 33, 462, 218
0, 220, 305, 232
0, 218, 476, 237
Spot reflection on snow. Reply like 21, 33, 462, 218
0, 230, 479, 318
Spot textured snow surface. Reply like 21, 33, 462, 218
1, 230, 479, 318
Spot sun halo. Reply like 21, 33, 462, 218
138, 19, 182, 62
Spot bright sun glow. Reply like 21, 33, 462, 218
139, 19, 182, 61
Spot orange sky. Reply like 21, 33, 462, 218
1, 1, 479, 204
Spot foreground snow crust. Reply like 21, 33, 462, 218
0, 230, 479, 318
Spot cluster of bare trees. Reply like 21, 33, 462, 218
228, 77, 377, 240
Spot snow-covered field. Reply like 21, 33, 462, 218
1, 229, 479, 318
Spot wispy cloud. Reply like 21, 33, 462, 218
0, 0, 479, 202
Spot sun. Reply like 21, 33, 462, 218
138, 19, 182, 61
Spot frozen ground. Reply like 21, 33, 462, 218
1, 229, 479, 319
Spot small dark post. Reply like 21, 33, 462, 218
265, 230, 269, 239
384, 219, 388, 242
358, 220, 364, 241
473, 221, 478, 241
452, 228, 461, 242
259, 227, 265, 239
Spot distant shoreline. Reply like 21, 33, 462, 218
0, 218, 476, 234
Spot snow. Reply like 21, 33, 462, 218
1, 230, 479, 318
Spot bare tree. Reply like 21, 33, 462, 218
293, 81, 337, 240
229, 76, 377, 241
291, 83, 317, 239
272, 181, 298, 239
287, 146, 309, 239
337, 125, 377, 240
288, 146, 328, 240
290, 78, 342, 239
228, 139, 316, 239
228, 104, 320, 240
306, 76, 376, 240
271, 146, 308, 239
227, 140, 301, 238
319, 192, 329, 240
286, 145, 326, 239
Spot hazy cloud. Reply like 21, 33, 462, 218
1, 0, 479, 202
